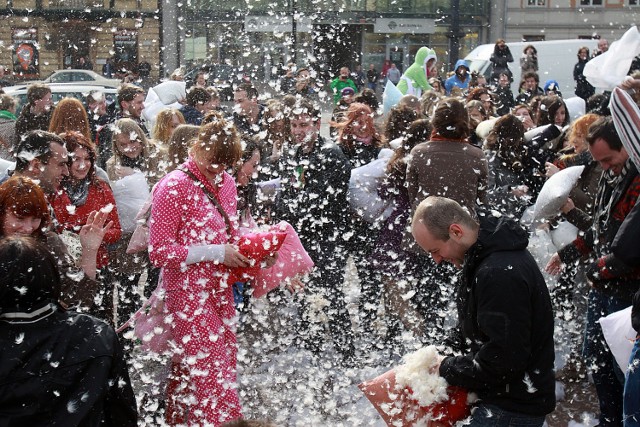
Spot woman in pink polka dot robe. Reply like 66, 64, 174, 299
149, 118, 250, 426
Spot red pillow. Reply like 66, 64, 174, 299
358, 368, 470, 426
226, 231, 287, 284
252, 221, 314, 298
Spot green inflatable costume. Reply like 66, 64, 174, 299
396, 46, 437, 97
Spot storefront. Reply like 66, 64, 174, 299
183, 15, 484, 81
0, 14, 160, 82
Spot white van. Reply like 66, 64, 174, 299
464, 39, 599, 98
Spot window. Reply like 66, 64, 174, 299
579, 0, 603, 5
631, 0, 639, 6
527, 0, 546, 6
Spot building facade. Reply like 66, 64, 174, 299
180, 0, 490, 80
490, 0, 640, 43
0, 0, 160, 81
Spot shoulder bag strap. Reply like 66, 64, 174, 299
180, 167, 232, 234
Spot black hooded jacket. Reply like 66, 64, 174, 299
0, 304, 137, 426
439, 213, 556, 416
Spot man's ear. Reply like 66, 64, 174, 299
449, 223, 463, 239
29, 158, 43, 172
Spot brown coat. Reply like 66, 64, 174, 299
407, 140, 488, 213
403, 139, 488, 253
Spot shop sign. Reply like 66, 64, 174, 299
244, 16, 312, 33
374, 18, 435, 34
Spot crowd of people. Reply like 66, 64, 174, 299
0, 37, 639, 427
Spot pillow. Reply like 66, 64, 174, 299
226, 231, 287, 284
475, 117, 498, 140
152, 80, 187, 105
348, 151, 394, 224
532, 165, 585, 221
599, 305, 635, 374
564, 96, 586, 122
358, 368, 470, 426
382, 80, 403, 115
252, 221, 314, 298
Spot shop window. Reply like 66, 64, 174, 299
114, 30, 138, 73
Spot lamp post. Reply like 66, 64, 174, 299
291, 0, 297, 63
448, 0, 461, 70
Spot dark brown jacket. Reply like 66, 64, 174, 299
407, 140, 488, 213
403, 139, 488, 253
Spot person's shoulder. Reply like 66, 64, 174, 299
60, 311, 119, 356
155, 168, 191, 195
462, 143, 486, 157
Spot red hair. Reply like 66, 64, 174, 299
335, 102, 382, 152
0, 176, 50, 239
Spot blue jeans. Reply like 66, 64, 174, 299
467, 404, 545, 427
583, 289, 629, 426
624, 339, 640, 427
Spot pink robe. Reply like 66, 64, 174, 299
149, 158, 241, 426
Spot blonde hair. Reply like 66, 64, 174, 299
112, 118, 150, 161
152, 108, 185, 144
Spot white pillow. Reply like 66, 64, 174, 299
475, 117, 498, 140
152, 81, 186, 105
348, 150, 394, 224
532, 165, 585, 221
564, 96, 586, 122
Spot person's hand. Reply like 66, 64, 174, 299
79, 209, 113, 253
428, 353, 445, 375
261, 252, 278, 269
285, 276, 305, 294
561, 197, 575, 214
517, 114, 535, 131
545, 162, 560, 177
620, 75, 640, 91
223, 245, 249, 268
511, 185, 529, 198
115, 165, 135, 179
545, 253, 564, 275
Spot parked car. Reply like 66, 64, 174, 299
3, 84, 118, 116
41, 69, 121, 88
184, 64, 251, 100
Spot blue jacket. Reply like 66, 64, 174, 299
444, 59, 470, 94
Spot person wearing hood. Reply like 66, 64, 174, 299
396, 46, 437, 98
0, 236, 137, 426
411, 196, 556, 425
445, 59, 471, 95
543, 79, 563, 98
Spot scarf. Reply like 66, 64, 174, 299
63, 178, 91, 207
0, 110, 16, 121
120, 154, 145, 170
594, 159, 632, 238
